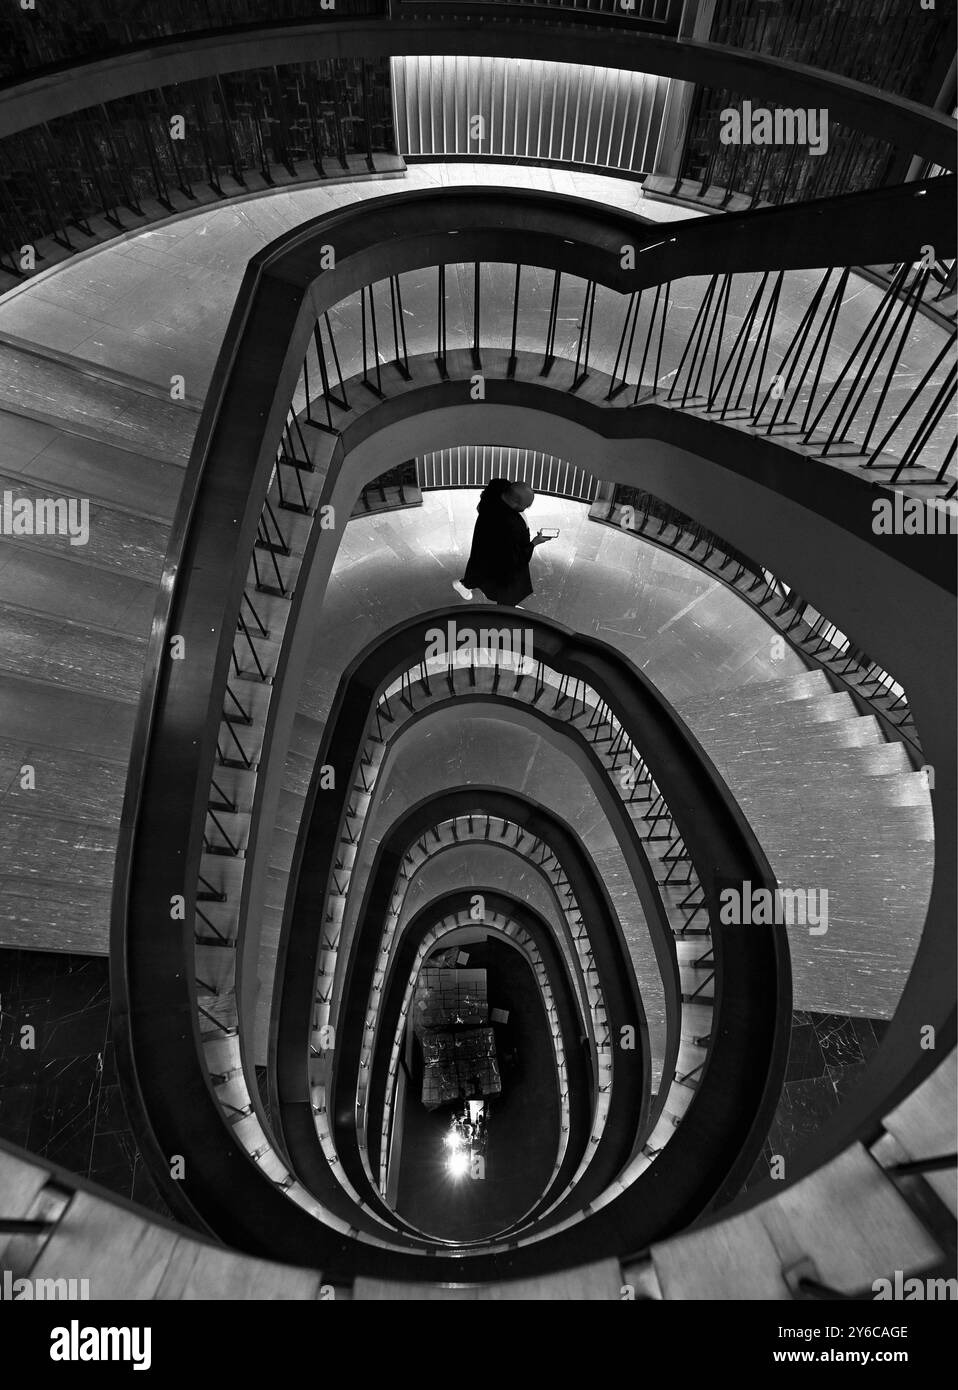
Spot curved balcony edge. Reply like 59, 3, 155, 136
0, 19, 954, 171
109, 182, 954, 1279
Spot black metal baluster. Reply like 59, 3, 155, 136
507, 264, 521, 377
669, 274, 717, 404
472, 261, 482, 369
543, 269, 562, 376
571, 280, 596, 391
712, 271, 767, 416
389, 275, 411, 380
754, 267, 833, 431
436, 264, 448, 379
743, 271, 784, 416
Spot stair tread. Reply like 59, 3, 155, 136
354, 1258, 622, 1301
770, 1143, 943, 1287
883, 1051, 958, 1215
678, 670, 833, 710
0, 1148, 49, 1262
651, 1143, 941, 1299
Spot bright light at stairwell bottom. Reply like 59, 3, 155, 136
447, 1150, 470, 1179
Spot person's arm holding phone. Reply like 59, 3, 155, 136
533, 527, 559, 545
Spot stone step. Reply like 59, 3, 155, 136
0, 812, 117, 885
0, 736, 127, 822
703, 741, 915, 784
353, 1258, 622, 1300
881, 1051, 958, 1217
688, 686, 858, 725
0, 602, 146, 703
0, 1147, 57, 1264
693, 707, 885, 750
0, 877, 112, 953
24, 1183, 325, 1299
680, 669, 834, 710
711, 766, 931, 810
0, 343, 198, 463
0, 406, 184, 520
647, 1143, 941, 1299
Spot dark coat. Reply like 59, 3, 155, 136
462, 479, 534, 605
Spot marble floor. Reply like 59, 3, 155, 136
0, 164, 694, 401
0, 946, 171, 1218
742, 1010, 890, 1195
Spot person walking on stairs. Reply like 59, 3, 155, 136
452, 479, 554, 606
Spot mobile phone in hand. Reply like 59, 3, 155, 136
539, 528, 560, 539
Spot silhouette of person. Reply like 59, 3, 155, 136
453, 479, 553, 605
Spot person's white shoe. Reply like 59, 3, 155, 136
452, 581, 473, 601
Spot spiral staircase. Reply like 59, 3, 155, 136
0, 0, 955, 1302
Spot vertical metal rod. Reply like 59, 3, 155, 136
755, 267, 833, 430
389, 275, 410, 378
326, 310, 349, 407
608, 290, 639, 399
890, 366, 956, 480
508, 263, 522, 375
572, 280, 596, 386
669, 274, 717, 404
544, 269, 562, 373
743, 271, 784, 416
313, 321, 335, 430
803, 264, 908, 448
472, 261, 482, 368
368, 285, 384, 394
860, 269, 930, 454
843, 268, 928, 449
833, 265, 919, 448
436, 264, 448, 377
633, 281, 662, 403
797, 269, 850, 434
691, 273, 731, 403
711, 271, 766, 414
864, 333, 954, 467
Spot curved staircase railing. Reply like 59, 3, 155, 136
3, 9, 953, 168
370, 890, 587, 1221
591, 490, 924, 756
343, 814, 611, 1217
0, 0, 681, 85
1, 2, 954, 282
293, 772, 620, 1242
275, 654, 788, 1275
356, 459, 931, 752
293, 636, 724, 1193
111, 183, 955, 1284
314, 786, 651, 1241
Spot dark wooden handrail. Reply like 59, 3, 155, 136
318, 785, 655, 1236
363, 886, 595, 1233
268, 606, 790, 1277
1, 14, 954, 172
